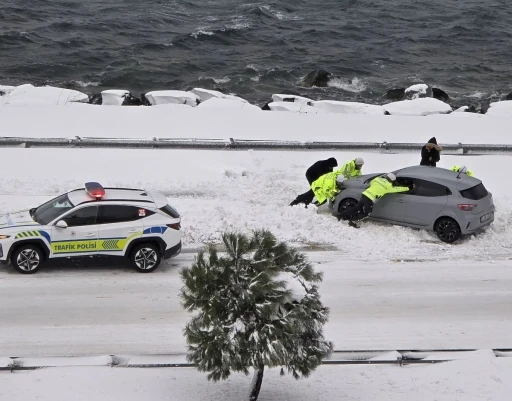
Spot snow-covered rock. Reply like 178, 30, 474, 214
268, 101, 324, 114
101, 90, 130, 106
383, 98, 452, 116
197, 97, 261, 112
312, 100, 385, 115
405, 83, 432, 99
190, 88, 248, 103
0, 85, 15, 96
271, 94, 312, 104
145, 90, 200, 107
454, 106, 469, 112
486, 100, 512, 117
1, 84, 88, 106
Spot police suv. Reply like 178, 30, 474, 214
0, 183, 182, 274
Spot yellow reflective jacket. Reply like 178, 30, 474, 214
340, 160, 362, 178
450, 166, 474, 177
311, 170, 345, 204
362, 177, 409, 202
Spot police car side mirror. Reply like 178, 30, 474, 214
55, 220, 68, 229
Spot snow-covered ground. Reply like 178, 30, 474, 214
0, 103, 511, 144
0, 148, 509, 260
1, 351, 511, 401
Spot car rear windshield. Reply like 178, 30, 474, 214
160, 204, 180, 218
459, 183, 488, 200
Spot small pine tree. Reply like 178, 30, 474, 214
180, 230, 333, 401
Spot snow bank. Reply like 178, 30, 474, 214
0, 84, 88, 106
1, 353, 511, 401
271, 94, 312, 104
191, 88, 248, 103
197, 97, 261, 112
17, 355, 112, 368
312, 100, 385, 115
145, 90, 200, 107
486, 100, 512, 117
101, 90, 130, 106
384, 98, 452, 116
4, 103, 511, 144
0, 85, 15, 95
0, 357, 12, 368
268, 101, 323, 113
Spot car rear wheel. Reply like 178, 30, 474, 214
11, 245, 44, 274
434, 217, 461, 243
130, 243, 162, 273
338, 198, 358, 214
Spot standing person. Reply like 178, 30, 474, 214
338, 173, 410, 228
340, 157, 364, 178
290, 157, 338, 206
420, 137, 442, 166
450, 165, 474, 177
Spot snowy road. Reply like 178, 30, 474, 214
1, 251, 511, 357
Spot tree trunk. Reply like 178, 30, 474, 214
247, 366, 265, 401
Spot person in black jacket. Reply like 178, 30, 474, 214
420, 137, 442, 166
290, 157, 338, 206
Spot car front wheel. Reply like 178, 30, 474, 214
435, 217, 461, 243
130, 243, 162, 273
11, 245, 45, 274
338, 198, 358, 214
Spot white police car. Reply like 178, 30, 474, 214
0, 183, 182, 274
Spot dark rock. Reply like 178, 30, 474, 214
301, 70, 332, 87
386, 88, 405, 101
505, 92, 512, 101
465, 105, 477, 113
261, 102, 271, 110
480, 99, 491, 114
384, 110, 391, 115
432, 88, 449, 102
141, 93, 152, 106
0, 91, 5, 96
89, 93, 102, 105
122, 93, 142, 106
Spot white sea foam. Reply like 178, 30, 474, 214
328, 77, 367, 92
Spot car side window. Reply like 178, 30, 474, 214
97, 205, 155, 224
410, 179, 451, 197
62, 206, 99, 227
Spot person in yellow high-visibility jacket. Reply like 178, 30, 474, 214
450, 165, 474, 177
310, 170, 346, 205
338, 173, 410, 228
339, 157, 364, 179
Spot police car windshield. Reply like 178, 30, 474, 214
33, 194, 75, 225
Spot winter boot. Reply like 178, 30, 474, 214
348, 221, 360, 229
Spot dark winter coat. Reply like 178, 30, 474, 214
420, 137, 442, 166
305, 158, 338, 184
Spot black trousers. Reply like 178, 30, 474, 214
290, 189, 315, 206
339, 195, 374, 222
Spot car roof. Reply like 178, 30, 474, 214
67, 187, 167, 207
394, 166, 481, 188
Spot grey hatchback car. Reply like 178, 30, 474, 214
329, 166, 495, 243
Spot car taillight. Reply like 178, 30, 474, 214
458, 204, 477, 211
167, 223, 181, 230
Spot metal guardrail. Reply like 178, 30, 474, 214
1, 349, 510, 371
1, 136, 512, 154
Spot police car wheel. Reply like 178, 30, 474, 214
11, 245, 44, 274
130, 244, 161, 273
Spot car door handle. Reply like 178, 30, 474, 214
398, 199, 406, 203
128, 229, 139, 233
85, 233, 96, 237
